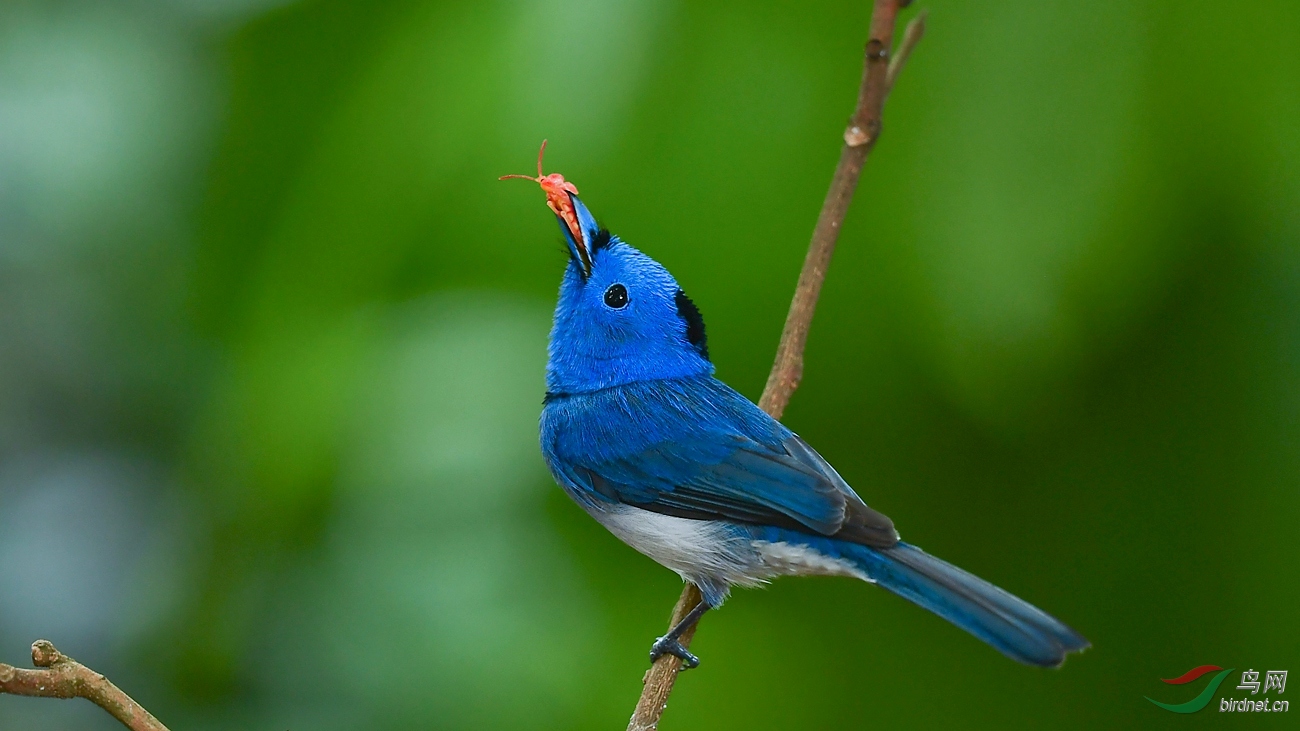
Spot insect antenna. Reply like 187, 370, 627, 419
498, 139, 550, 182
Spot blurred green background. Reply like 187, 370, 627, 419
1, 0, 1297, 728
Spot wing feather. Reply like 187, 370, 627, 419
544, 377, 898, 547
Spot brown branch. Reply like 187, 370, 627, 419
0, 640, 169, 731
759, 2, 922, 420
627, 4, 925, 731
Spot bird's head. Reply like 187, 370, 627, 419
502, 144, 713, 395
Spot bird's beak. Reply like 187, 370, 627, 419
559, 192, 601, 279
499, 141, 600, 278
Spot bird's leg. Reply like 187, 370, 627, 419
648, 598, 710, 670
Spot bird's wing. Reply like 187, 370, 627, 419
549, 378, 898, 548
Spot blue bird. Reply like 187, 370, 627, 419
528, 176, 1089, 670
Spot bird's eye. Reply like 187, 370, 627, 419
603, 283, 629, 309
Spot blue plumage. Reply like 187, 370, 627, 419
536, 190, 1088, 668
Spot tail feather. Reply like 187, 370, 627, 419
844, 541, 1089, 667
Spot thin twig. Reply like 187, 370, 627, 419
0, 640, 169, 731
887, 11, 927, 91
627, 3, 924, 730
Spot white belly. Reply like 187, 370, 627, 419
593, 505, 869, 596
594, 505, 765, 590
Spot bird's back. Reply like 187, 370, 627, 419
540, 375, 898, 548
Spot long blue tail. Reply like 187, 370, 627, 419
839, 540, 1089, 667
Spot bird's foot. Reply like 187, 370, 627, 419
649, 636, 699, 670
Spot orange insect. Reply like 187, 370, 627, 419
500, 140, 584, 249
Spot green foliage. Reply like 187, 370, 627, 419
0, 0, 1296, 729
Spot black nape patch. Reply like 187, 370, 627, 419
590, 229, 614, 253
674, 289, 709, 361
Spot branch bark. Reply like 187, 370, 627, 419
0, 640, 169, 731
627, 5, 926, 731
758, 2, 924, 420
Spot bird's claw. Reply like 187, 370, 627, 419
649, 636, 699, 670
